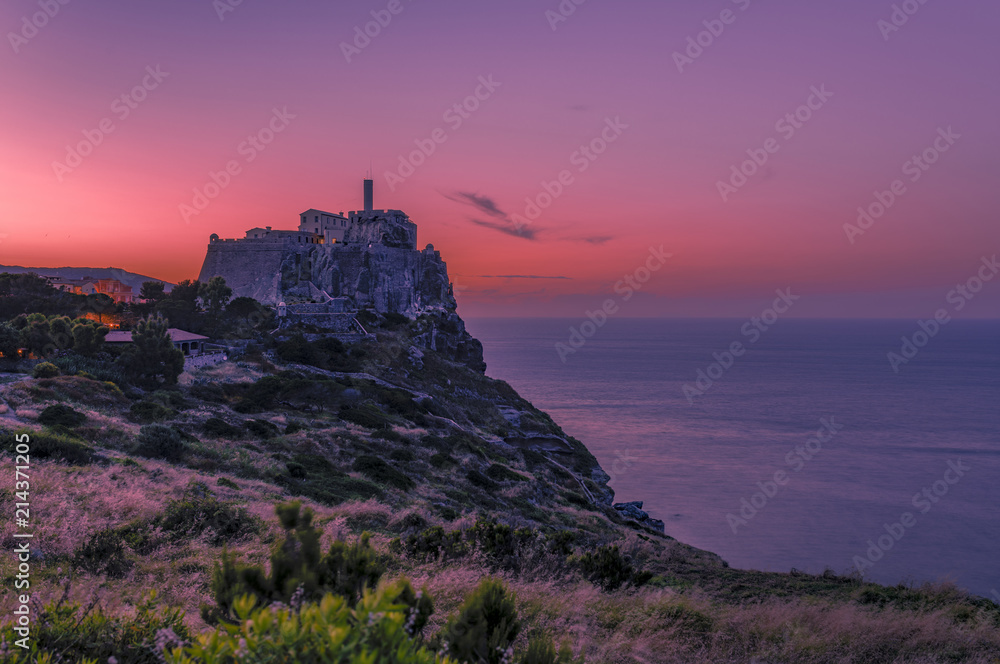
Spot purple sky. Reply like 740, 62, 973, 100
1, 0, 998, 317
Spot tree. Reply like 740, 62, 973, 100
72, 321, 108, 357
0, 323, 20, 359
169, 280, 201, 305
156, 280, 201, 331
199, 276, 232, 316
82, 293, 116, 324
441, 578, 521, 664
0, 272, 77, 318
117, 315, 184, 387
139, 281, 167, 303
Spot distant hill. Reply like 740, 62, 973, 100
0, 265, 174, 291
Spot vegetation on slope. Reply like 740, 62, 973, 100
0, 280, 998, 662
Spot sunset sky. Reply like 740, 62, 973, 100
1, 0, 998, 317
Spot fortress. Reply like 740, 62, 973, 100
197, 179, 456, 316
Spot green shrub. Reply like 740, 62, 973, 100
129, 400, 173, 423
353, 454, 415, 491
466, 469, 498, 490
203, 417, 243, 438
209, 501, 391, 620
279, 456, 383, 506
576, 545, 651, 591
468, 518, 536, 561
1, 592, 189, 664
73, 528, 135, 578
246, 418, 279, 439
485, 463, 529, 483
32, 361, 60, 378
440, 578, 521, 664
38, 403, 87, 428
522, 636, 583, 664
9, 430, 95, 464
339, 404, 392, 430
136, 424, 186, 462
400, 525, 467, 561
157, 495, 262, 546
430, 452, 456, 468
217, 477, 240, 490
285, 421, 305, 435
390, 448, 415, 463
173, 584, 440, 664
53, 354, 128, 385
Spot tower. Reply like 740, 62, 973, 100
364, 177, 373, 213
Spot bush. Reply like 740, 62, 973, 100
576, 545, 652, 591
9, 430, 95, 464
38, 404, 87, 428
73, 527, 135, 578
129, 401, 173, 423
53, 354, 128, 386
33, 361, 59, 378
440, 578, 521, 664
209, 501, 393, 620
353, 455, 415, 491
217, 477, 240, 490
466, 469, 498, 490
157, 494, 262, 546
0, 592, 189, 664
246, 419, 279, 439
136, 424, 186, 462
485, 463, 529, 483
430, 452, 456, 468
400, 526, 466, 562
339, 404, 392, 430
522, 636, 583, 664
203, 417, 243, 438
173, 584, 439, 664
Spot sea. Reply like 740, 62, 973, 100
464, 318, 1000, 599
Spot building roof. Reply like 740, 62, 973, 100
105, 328, 208, 343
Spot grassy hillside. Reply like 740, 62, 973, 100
1, 313, 998, 663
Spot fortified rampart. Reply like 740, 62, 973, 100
196, 179, 455, 316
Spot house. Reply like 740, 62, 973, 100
105, 328, 210, 356
46, 276, 135, 304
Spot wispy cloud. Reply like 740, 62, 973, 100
442, 191, 508, 219
468, 217, 540, 240
572, 235, 614, 245
477, 274, 572, 280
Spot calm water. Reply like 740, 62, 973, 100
464, 318, 1000, 598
